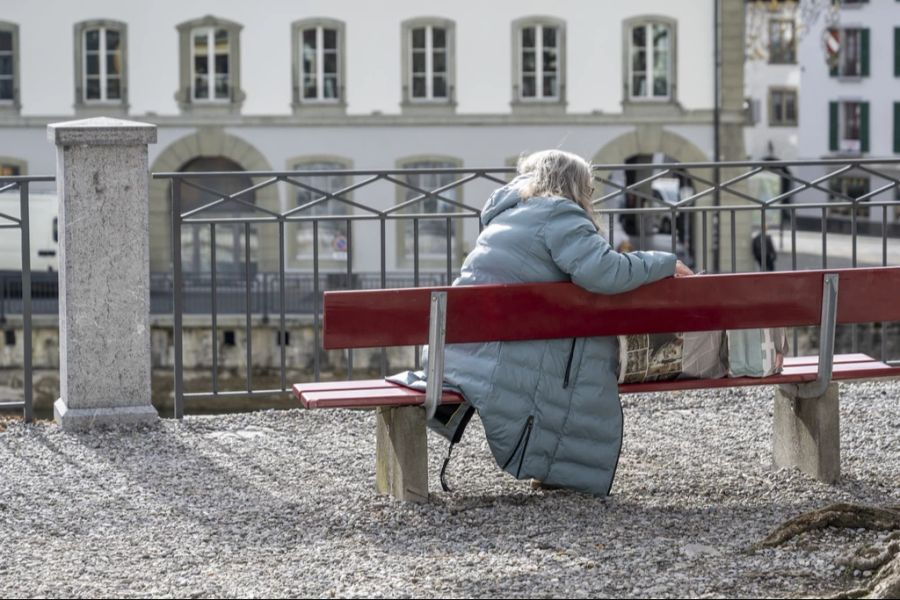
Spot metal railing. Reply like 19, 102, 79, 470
0, 175, 55, 422
154, 159, 900, 417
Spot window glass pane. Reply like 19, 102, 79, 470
106, 29, 120, 51
303, 29, 316, 51
194, 76, 208, 99
773, 96, 783, 123
86, 54, 100, 76
0, 32, 11, 53
215, 54, 229, 75
653, 25, 669, 51
323, 75, 338, 99
633, 75, 646, 97
0, 79, 13, 100
632, 25, 646, 48
542, 26, 556, 49
302, 46, 316, 77
214, 74, 229, 99
403, 164, 457, 259
543, 49, 557, 73
522, 50, 535, 73
303, 74, 317, 98
653, 51, 668, 96
522, 75, 536, 97
106, 52, 121, 75
433, 75, 447, 98
194, 54, 208, 75
86, 77, 100, 99
542, 74, 557, 98
412, 51, 426, 73
323, 52, 337, 75
323, 28, 337, 50
294, 162, 349, 260
106, 77, 121, 100
432, 27, 446, 49
844, 102, 860, 140
522, 27, 535, 48
843, 29, 860, 75
412, 75, 426, 97
85, 29, 100, 51
214, 29, 228, 52
193, 32, 207, 54
785, 93, 797, 122
0, 55, 12, 76
432, 50, 446, 72
632, 50, 646, 72
412, 28, 425, 49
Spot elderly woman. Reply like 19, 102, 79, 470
394, 149, 691, 496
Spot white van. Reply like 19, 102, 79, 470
0, 193, 59, 272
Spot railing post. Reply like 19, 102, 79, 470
48, 117, 159, 430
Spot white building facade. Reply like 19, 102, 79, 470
795, 0, 900, 229
0, 0, 747, 276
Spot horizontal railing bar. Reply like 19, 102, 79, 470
0, 176, 56, 182
182, 389, 292, 400
0, 401, 26, 408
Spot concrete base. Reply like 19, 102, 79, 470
375, 406, 428, 502
54, 398, 159, 431
773, 382, 840, 483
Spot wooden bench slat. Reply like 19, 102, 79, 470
293, 355, 900, 410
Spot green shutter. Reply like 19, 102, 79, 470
894, 103, 900, 153
860, 102, 869, 154
861, 29, 870, 77
830, 101, 839, 152
895, 28, 900, 76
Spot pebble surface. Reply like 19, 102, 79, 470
1, 381, 898, 598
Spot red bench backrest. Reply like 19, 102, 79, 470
322, 267, 900, 349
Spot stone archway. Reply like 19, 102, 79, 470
591, 126, 754, 272
149, 128, 279, 273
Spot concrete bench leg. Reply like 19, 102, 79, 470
375, 406, 428, 502
773, 382, 840, 483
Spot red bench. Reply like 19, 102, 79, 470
294, 267, 900, 501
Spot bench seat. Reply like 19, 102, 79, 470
293, 353, 900, 410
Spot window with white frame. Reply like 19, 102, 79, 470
299, 26, 340, 101
176, 17, 243, 111
192, 27, 230, 101
519, 23, 560, 100
0, 26, 15, 103
398, 160, 460, 262
409, 25, 449, 100
842, 101, 862, 152
769, 88, 798, 126
630, 21, 672, 100
291, 161, 351, 264
82, 27, 123, 102
768, 19, 796, 64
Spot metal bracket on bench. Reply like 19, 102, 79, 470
779, 273, 839, 400
424, 291, 448, 421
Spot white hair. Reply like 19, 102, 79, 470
513, 150, 598, 227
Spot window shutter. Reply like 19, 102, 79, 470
860, 102, 869, 154
829, 101, 839, 152
861, 29, 870, 77
895, 28, 900, 77
894, 102, 900, 154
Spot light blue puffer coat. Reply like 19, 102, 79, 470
397, 177, 676, 496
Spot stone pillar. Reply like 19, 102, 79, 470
48, 117, 158, 430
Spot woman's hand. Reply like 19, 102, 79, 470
674, 260, 694, 278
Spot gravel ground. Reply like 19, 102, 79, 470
0, 381, 898, 599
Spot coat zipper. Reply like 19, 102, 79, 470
515, 416, 535, 479
502, 415, 535, 472
562, 338, 577, 388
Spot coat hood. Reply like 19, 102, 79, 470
481, 175, 530, 226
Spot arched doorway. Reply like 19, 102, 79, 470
176, 156, 257, 274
